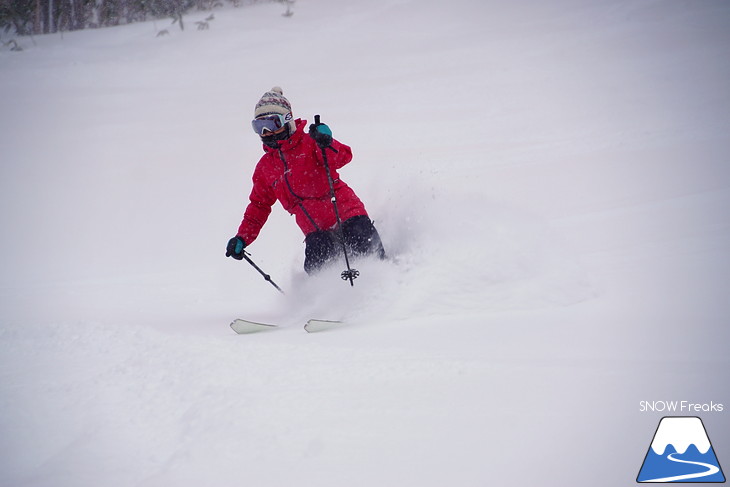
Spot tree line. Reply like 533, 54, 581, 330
1, 0, 280, 36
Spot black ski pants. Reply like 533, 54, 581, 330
304, 215, 386, 274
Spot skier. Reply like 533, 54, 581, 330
226, 87, 385, 274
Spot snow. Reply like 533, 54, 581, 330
1, 0, 729, 485
651, 417, 711, 455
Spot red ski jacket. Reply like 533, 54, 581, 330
236, 119, 368, 245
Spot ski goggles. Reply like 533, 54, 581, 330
251, 112, 293, 135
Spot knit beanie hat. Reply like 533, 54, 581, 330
254, 86, 296, 134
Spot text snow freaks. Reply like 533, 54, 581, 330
639, 401, 724, 413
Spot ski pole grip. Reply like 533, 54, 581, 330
314, 114, 321, 125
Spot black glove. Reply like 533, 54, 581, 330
226, 236, 246, 260
309, 122, 333, 148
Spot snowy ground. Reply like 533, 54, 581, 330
2, 0, 729, 485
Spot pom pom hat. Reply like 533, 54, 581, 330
254, 86, 296, 134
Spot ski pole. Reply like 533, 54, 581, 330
314, 114, 359, 286
242, 250, 284, 293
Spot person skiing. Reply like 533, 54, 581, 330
226, 87, 385, 274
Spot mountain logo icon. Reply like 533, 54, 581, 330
637, 416, 725, 483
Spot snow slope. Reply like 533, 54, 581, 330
1, 0, 729, 485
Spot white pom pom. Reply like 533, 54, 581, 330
271, 86, 283, 95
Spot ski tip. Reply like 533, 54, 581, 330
230, 319, 278, 334
304, 319, 344, 333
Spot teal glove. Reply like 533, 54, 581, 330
309, 122, 333, 148
226, 236, 246, 260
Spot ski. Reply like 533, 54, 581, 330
231, 318, 344, 334
230, 319, 278, 334
304, 319, 344, 333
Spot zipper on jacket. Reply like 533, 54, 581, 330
277, 148, 322, 232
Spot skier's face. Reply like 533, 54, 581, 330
262, 125, 287, 136
252, 112, 292, 136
